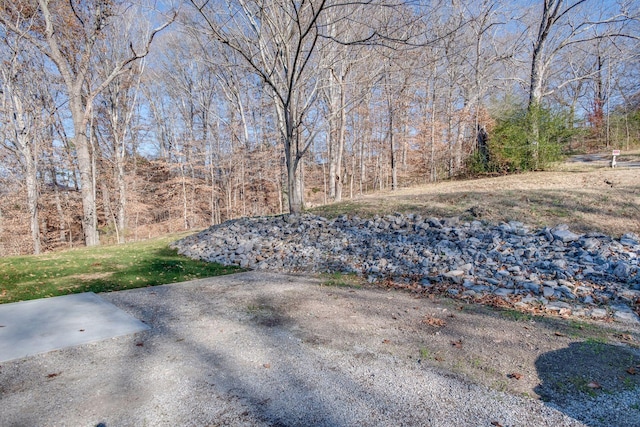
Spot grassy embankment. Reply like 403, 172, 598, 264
310, 156, 640, 237
0, 233, 239, 304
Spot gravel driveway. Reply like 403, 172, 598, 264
1, 272, 638, 426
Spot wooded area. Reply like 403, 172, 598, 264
1, 0, 639, 256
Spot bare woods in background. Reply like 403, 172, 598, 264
1, 0, 639, 256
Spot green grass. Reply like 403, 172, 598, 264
581, 337, 609, 354
419, 347, 432, 360
499, 308, 533, 322
320, 272, 363, 288
309, 201, 366, 219
0, 234, 240, 304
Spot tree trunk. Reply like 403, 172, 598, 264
116, 159, 127, 243
24, 144, 41, 255
528, 0, 561, 168
71, 100, 100, 246
390, 113, 397, 191
277, 97, 305, 214
326, 69, 347, 202
286, 153, 305, 214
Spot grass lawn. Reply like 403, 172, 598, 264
0, 233, 239, 304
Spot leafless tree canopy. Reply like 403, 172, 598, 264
0, 0, 639, 254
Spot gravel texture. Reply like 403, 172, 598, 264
1, 272, 638, 426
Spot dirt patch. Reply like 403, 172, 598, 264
309, 278, 640, 402
312, 163, 640, 236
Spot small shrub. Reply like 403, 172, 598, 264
483, 103, 576, 172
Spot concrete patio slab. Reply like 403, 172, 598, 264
0, 292, 149, 362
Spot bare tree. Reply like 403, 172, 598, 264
0, 37, 47, 253
525, 0, 637, 163
0, 0, 174, 245
94, 60, 146, 243
189, 0, 336, 213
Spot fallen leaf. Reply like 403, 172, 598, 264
508, 372, 523, 380
451, 340, 463, 348
423, 316, 446, 327
627, 367, 637, 375
617, 333, 634, 342
587, 381, 602, 389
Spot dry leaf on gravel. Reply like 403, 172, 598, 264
423, 315, 446, 327
616, 333, 634, 342
558, 308, 571, 316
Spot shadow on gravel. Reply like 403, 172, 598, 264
112, 280, 427, 426
535, 341, 640, 426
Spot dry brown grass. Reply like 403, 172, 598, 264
311, 157, 640, 237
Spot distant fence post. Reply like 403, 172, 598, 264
611, 150, 620, 168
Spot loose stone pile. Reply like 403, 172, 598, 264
172, 213, 640, 324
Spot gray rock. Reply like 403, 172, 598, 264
613, 311, 640, 324
557, 285, 576, 299
614, 262, 631, 279
462, 279, 475, 288
582, 238, 601, 251
546, 301, 572, 312
552, 228, 581, 243
589, 308, 608, 318
619, 289, 640, 302
521, 282, 541, 294
611, 305, 640, 324
620, 233, 639, 246
494, 288, 514, 297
